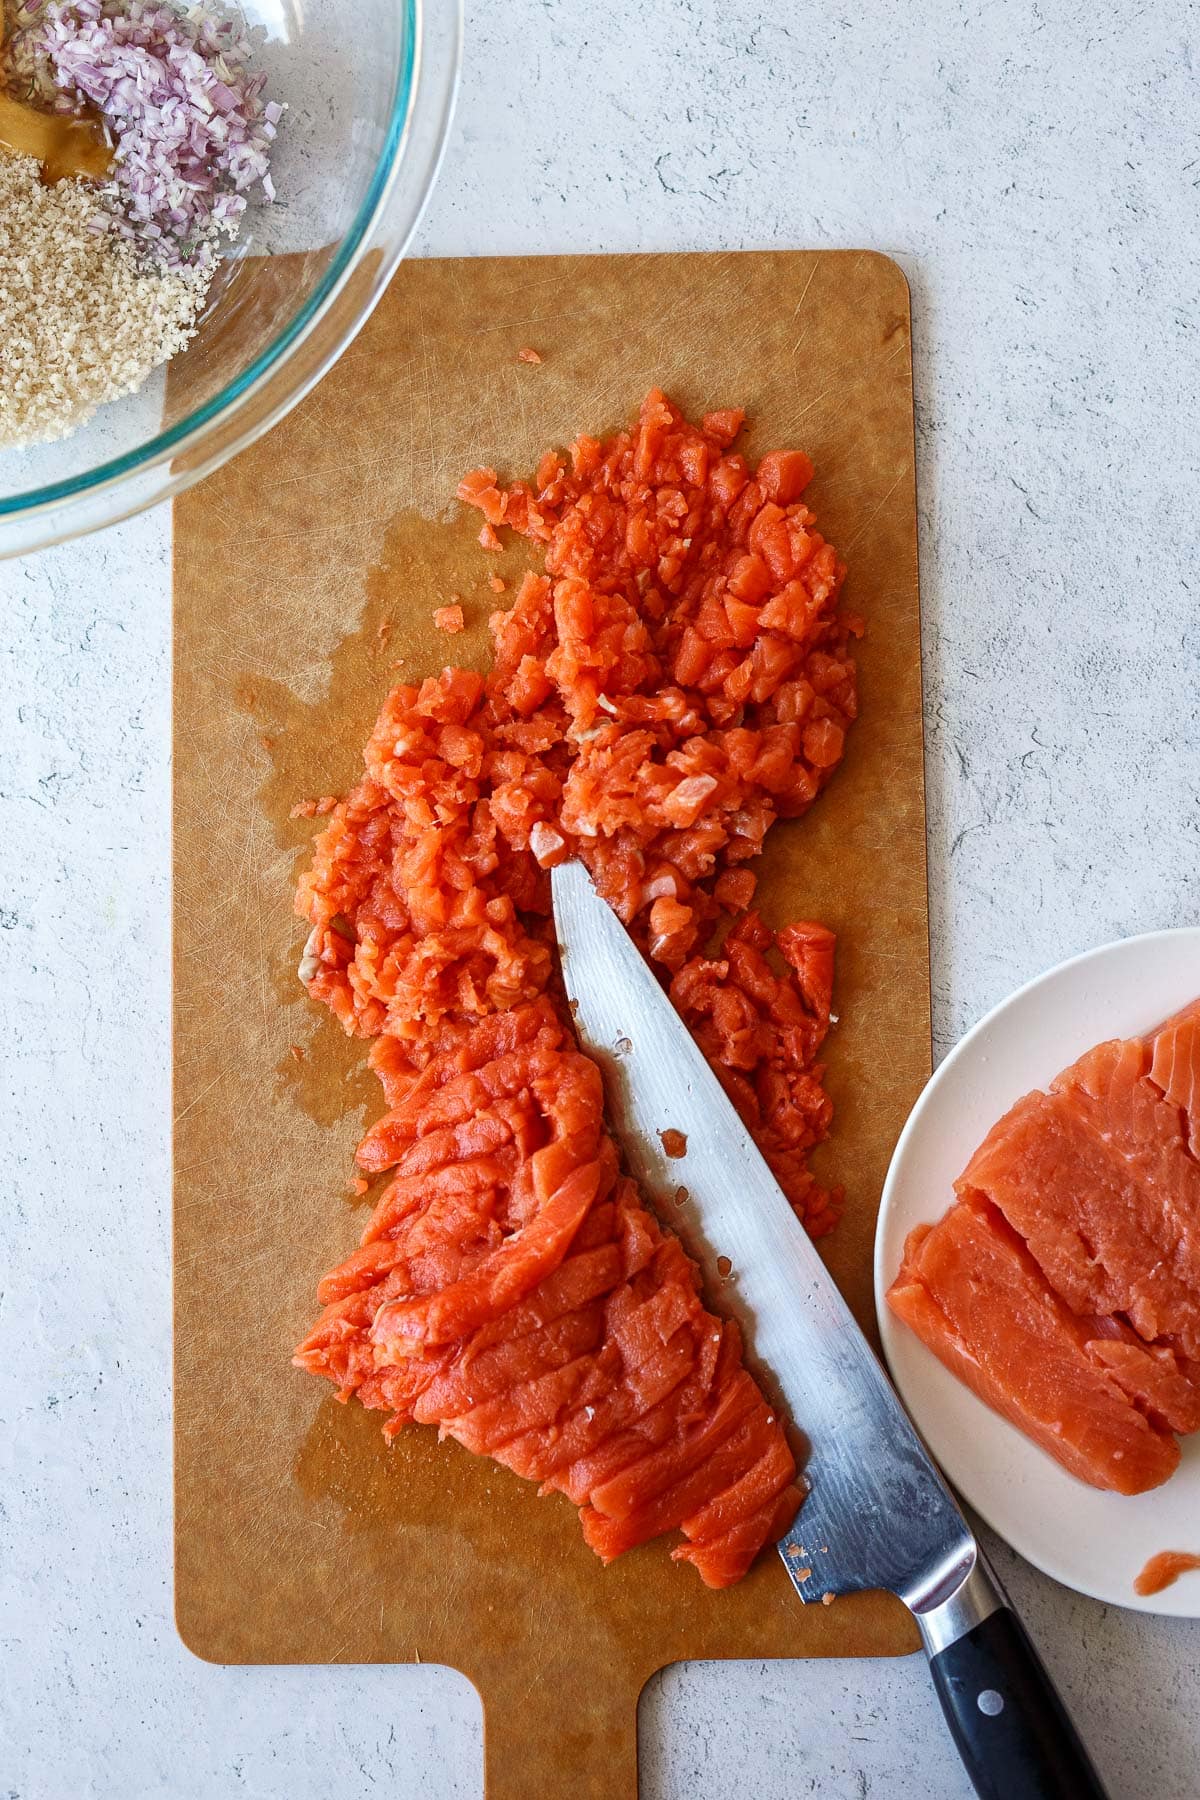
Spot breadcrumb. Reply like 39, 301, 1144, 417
0, 153, 208, 448
517, 346, 542, 364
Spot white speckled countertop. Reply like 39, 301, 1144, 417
2, 2, 1198, 1795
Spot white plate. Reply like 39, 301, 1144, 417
874, 928, 1200, 1617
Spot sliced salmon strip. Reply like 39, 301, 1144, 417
410, 1306, 606, 1425
680, 1431, 798, 1544
576, 1413, 775, 1560
672, 1484, 803, 1588
370, 1160, 604, 1353
551, 1323, 729, 1508
1055, 1033, 1200, 1275
587, 1370, 762, 1521
360, 1157, 510, 1247
1146, 1000, 1200, 1159
447, 1351, 605, 1457
1085, 1337, 1200, 1435
508, 1331, 699, 1489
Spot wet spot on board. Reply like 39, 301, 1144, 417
232, 505, 531, 1129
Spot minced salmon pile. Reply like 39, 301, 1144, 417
889, 998, 1200, 1496
294, 391, 859, 1586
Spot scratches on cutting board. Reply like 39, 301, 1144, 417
789, 254, 822, 358
842, 467, 910, 553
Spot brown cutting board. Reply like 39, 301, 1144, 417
173, 250, 929, 1799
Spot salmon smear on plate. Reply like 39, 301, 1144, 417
888, 999, 1200, 1496
293, 391, 860, 1585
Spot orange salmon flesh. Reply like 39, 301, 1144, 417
888, 999, 1200, 1496
293, 392, 860, 1584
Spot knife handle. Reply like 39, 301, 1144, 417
919, 1562, 1110, 1800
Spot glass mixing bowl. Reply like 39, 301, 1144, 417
0, 0, 461, 557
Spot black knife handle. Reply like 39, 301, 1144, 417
927, 1604, 1110, 1800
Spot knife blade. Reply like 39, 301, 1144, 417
552, 856, 968, 1610
552, 857, 1109, 1800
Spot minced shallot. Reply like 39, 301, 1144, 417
7, 0, 281, 271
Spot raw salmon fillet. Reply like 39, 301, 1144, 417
887, 1196, 1183, 1494
887, 999, 1200, 1494
294, 394, 859, 1585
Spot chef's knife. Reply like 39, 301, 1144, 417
552, 859, 1109, 1800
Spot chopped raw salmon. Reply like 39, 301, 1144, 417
888, 997, 1200, 1493
294, 393, 860, 1584
298, 392, 853, 1232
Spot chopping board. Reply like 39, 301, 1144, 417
173, 250, 929, 1799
